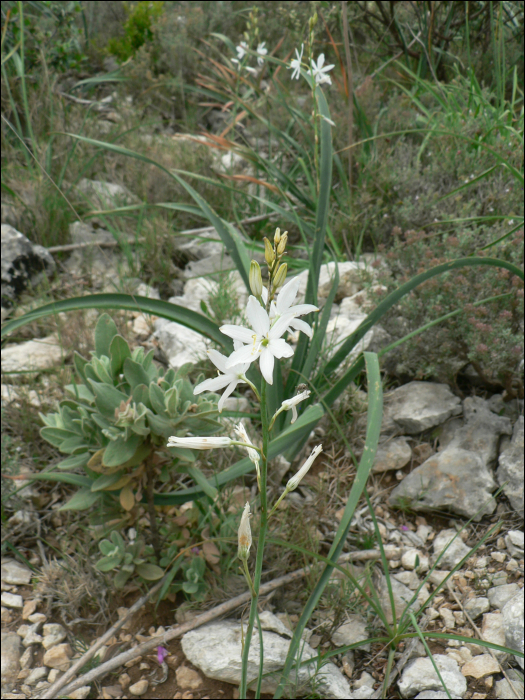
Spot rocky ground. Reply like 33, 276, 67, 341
1, 188, 524, 699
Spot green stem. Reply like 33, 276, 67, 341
240, 379, 269, 698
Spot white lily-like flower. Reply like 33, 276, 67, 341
221, 296, 295, 384
167, 436, 233, 450
237, 502, 252, 561
280, 390, 311, 424
262, 276, 319, 338
234, 422, 260, 483
236, 41, 249, 60
289, 44, 304, 80
308, 54, 334, 85
286, 444, 323, 491
193, 341, 249, 413
256, 42, 267, 65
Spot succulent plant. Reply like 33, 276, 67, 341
40, 313, 222, 512
95, 530, 164, 588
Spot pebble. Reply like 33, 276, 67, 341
129, 679, 149, 696
42, 643, 72, 671
401, 548, 429, 572
464, 597, 490, 619
1, 592, 23, 609
461, 654, 500, 678
487, 583, 520, 610
491, 551, 506, 563
176, 665, 203, 690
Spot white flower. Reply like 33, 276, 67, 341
237, 502, 252, 561
286, 444, 323, 491
289, 44, 304, 80
236, 41, 249, 60
221, 296, 295, 384
193, 341, 250, 412
262, 276, 318, 338
308, 54, 334, 85
167, 436, 233, 450
256, 42, 267, 65
280, 390, 311, 424
234, 422, 260, 482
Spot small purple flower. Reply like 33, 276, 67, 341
400, 525, 409, 531
157, 646, 168, 664
191, 547, 200, 555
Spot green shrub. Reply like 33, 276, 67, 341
107, 0, 164, 63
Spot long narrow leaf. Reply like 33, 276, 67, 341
1, 294, 231, 350
274, 353, 382, 698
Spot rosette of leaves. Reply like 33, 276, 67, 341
39, 314, 222, 512
96, 530, 164, 588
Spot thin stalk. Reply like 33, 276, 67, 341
239, 379, 269, 698
341, 0, 354, 190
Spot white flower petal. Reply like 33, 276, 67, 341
269, 338, 294, 359
217, 380, 238, 412
276, 276, 301, 313
220, 324, 254, 343
226, 344, 259, 368
259, 349, 275, 384
289, 317, 313, 338
269, 313, 296, 339
207, 349, 228, 374
194, 374, 232, 395
246, 296, 270, 335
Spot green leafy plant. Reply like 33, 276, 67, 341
37, 313, 222, 560
95, 530, 163, 588
107, 0, 164, 63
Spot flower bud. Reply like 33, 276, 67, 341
274, 227, 281, 245
249, 260, 263, 297
263, 237, 275, 266
237, 502, 252, 561
276, 231, 288, 256
286, 444, 322, 492
273, 263, 287, 290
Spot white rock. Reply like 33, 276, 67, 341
68, 687, 91, 699
373, 437, 412, 473
431, 529, 471, 569
461, 654, 500, 678
1, 334, 63, 377
42, 623, 67, 650
1, 559, 32, 586
1, 632, 22, 693
0, 592, 23, 609
294, 261, 368, 302
42, 643, 72, 671
481, 612, 507, 660
502, 589, 524, 669
181, 619, 351, 698
129, 679, 149, 695
505, 530, 524, 558
332, 616, 369, 650
398, 655, 466, 698
464, 597, 490, 619
401, 548, 429, 572
487, 583, 520, 610
25, 666, 48, 685
153, 319, 210, 369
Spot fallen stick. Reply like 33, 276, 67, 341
43, 548, 382, 698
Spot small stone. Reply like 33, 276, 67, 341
19, 647, 33, 670
27, 613, 46, 624
428, 570, 451, 586
496, 537, 506, 550
342, 651, 355, 678
453, 611, 465, 625
491, 571, 508, 586
176, 665, 203, 690
1, 632, 22, 693
1, 559, 32, 585
354, 671, 375, 689
42, 623, 67, 650
398, 654, 466, 698
476, 556, 489, 569
116, 607, 132, 630
118, 672, 131, 688
25, 667, 48, 685
487, 583, 520, 610
481, 613, 506, 659
461, 654, 500, 678
1, 607, 13, 623
129, 679, 149, 696
47, 668, 61, 683
68, 687, 91, 699
22, 623, 44, 647
505, 530, 524, 558
439, 607, 456, 629
332, 616, 369, 649
1, 592, 23, 609
401, 548, 429, 572
432, 529, 471, 569
464, 597, 490, 619
43, 643, 72, 671
506, 558, 518, 572
22, 600, 38, 620
491, 552, 506, 563
494, 671, 524, 699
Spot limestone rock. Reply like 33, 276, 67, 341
398, 654, 466, 698
502, 589, 524, 669
373, 437, 412, 473
1, 632, 21, 693
431, 529, 471, 569
1, 559, 32, 585
497, 416, 524, 516
181, 618, 352, 698
386, 382, 462, 435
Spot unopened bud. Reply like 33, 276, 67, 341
277, 231, 288, 256
237, 502, 252, 561
274, 227, 281, 245
263, 237, 275, 266
273, 263, 287, 289
249, 260, 263, 297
